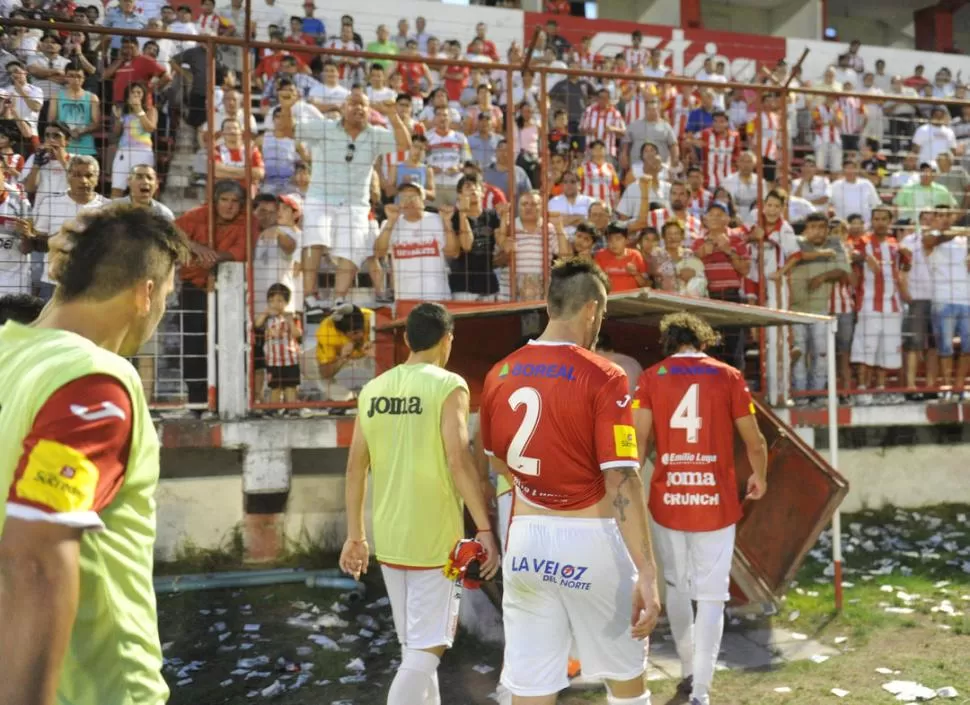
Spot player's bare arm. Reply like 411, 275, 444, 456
604, 466, 661, 640
441, 387, 499, 579
633, 407, 654, 467
0, 519, 83, 705
339, 417, 371, 580
736, 414, 768, 500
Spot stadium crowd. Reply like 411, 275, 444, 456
0, 0, 968, 408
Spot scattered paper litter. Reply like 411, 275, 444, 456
309, 634, 340, 651
359, 629, 374, 638
330, 602, 349, 613
774, 687, 793, 693
162, 642, 174, 652
834, 636, 848, 645
473, 664, 495, 674
339, 634, 360, 644
244, 624, 261, 632
176, 678, 193, 687
220, 679, 233, 687
366, 597, 391, 609
810, 654, 830, 664
876, 667, 902, 675
937, 687, 959, 698
881, 585, 895, 593
319, 614, 350, 629
237, 656, 270, 669
788, 610, 800, 622
830, 688, 850, 698
339, 675, 367, 684
882, 680, 938, 701
885, 607, 915, 614
260, 680, 284, 697
790, 632, 808, 640
346, 658, 366, 673
296, 646, 313, 657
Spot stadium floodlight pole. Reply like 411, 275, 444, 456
826, 314, 844, 612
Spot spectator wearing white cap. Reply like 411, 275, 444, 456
912, 106, 960, 166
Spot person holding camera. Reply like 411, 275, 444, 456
21, 120, 72, 213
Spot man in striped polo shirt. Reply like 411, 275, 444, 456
691, 202, 750, 369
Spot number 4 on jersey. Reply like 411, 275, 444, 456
670, 383, 701, 443
507, 387, 541, 476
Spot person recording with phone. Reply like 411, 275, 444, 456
22, 121, 72, 213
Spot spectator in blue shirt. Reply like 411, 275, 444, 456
686, 88, 716, 135
467, 113, 501, 168
300, 1, 324, 38
103, 0, 147, 53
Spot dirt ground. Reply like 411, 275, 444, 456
158, 505, 970, 704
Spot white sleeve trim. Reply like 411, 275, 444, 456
5, 503, 105, 531
483, 449, 495, 457
600, 460, 641, 471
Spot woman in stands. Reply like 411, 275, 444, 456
46, 59, 99, 157
110, 82, 157, 198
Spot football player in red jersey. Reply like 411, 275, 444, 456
480, 259, 660, 705
633, 313, 767, 705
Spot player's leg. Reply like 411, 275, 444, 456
685, 524, 736, 705
301, 203, 334, 312
502, 516, 573, 704
382, 566, 458, 705
649, 517, 694, 698
563, 518, 648, 698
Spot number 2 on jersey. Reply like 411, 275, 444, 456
670, 383, 701, 443
507, 387, 541, 476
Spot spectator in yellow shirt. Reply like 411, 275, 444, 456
315, 304, 375, 400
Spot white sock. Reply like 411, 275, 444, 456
606, 690, 652, 704
387, 649, 440, 705
664, 583, 695, 678
428, 669, 441, 705
691, 600, 725, 703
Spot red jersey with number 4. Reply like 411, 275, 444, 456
634, 352, 754, 532
480, 341, 639, 511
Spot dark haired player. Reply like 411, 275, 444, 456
480, 259, 659, 705
633, 312, 767, 705
0, 206, 189, 705
340, 302, 499, 705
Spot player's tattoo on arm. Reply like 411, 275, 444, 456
612, 468, 637, 522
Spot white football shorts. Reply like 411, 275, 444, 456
650, 518, 736, 602
381, 565, 461, 650
501, 515, 647, 697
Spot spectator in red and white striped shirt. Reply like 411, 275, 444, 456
697, 111, 740, 189
577, 140, 621, 207
687, 166, 714, 217
624, 30, 648, 71
813, 93, 844, 175
256, 283, 303, 404
648, 181, 702, 246
839, 88, 866, 155
579, 89, 627, 159
849, 207, 905, 405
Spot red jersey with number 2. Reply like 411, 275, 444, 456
634, 352, 754, 532
480, 341, 639, 511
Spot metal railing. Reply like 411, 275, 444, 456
4, 14, 970, 414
